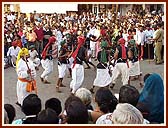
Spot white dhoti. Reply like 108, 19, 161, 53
58, 63, 67, 78
111, 63, 129, 85
128, 60, 140, 76
41, 59, 53, 81
93, 68, 112, 87
70, 64, 84, 94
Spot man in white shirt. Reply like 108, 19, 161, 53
29, 45, 40, 70
88, 22, 97, 58
7, 41, 20, 67
136, 25, 146, 60
144, 24, 154, 59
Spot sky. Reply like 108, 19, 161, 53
19, 3, 78, 13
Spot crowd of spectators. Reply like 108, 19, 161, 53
4, 5, 164, 125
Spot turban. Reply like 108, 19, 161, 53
77, 36, 85, 45
118, 38, 125, 45
71, 36, 85, 68
41, 36, 56, 59
66, 33, 71, 39
129, 39, 138, 57
60, 40, 66, 46
118, 38, 126, 59
16, 48, 29, 69
29, 45, 35, 49
12, 41, 18, 47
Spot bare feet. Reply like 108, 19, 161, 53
43, 80, 51, 84
56, 86, 62, 93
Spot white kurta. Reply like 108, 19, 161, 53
16, 58, 36, 105
70, 64, 84, 94
128, 60, 141, 76
93, 68, 112, 87
29, 50, 40, 67
41, 59, 53, 81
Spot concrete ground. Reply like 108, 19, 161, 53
3, 59, 164, 120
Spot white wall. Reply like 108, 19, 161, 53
20, 3, 78, 13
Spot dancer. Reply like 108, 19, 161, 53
56, 40, 70, 92
90, 40, 112, 93
110, 38, 129, 89
70, 36, 88, 94
40, 36, 56, 84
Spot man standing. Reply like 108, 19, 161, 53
16, 48, 36, 106
136, 25, 146, 60
110, 38, 129, 89
34, 22, 44, 57
149, 23, 163, 64
27, 28, 37, 48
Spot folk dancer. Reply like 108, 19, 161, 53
127, 39, 143, 87
110, 38, 129, 89
90, 40, 112, 93
70, 36, 88, 94
56, 40, 72, 92
40, 36, 56, 84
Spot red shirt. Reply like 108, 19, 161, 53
34, 27, 44, 41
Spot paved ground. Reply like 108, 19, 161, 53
3, 59, 164, 120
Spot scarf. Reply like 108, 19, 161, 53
118, 38, 126, 59
41, 36, 56, 60
129, 39, 138, 57
71, 36, 85, 68
100, 40, 108, 63
138, 73, 164, 123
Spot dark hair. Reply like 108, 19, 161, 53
144, 73, 151, 82
4, 104, 16, 124
128, 29, 132, 33
95, 87, 118, 113
45, 98, 62, 116
66, 100, 88, 124
119, 85, 140, 106
22, 94, 41, 116
157, 23, 162, 28
37, 108, 59, 124
64, 95, 82, 110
